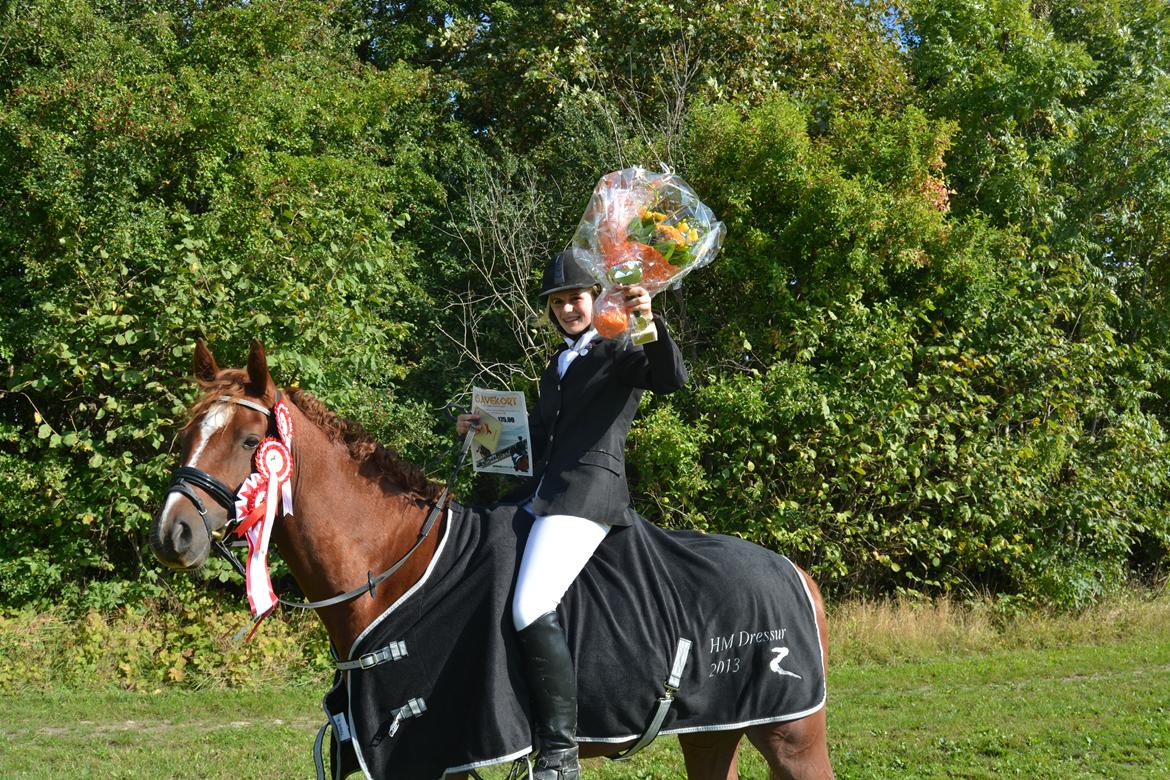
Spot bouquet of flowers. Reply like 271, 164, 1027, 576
571, 166, 725, 341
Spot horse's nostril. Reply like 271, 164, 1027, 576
172, 516, 194, 553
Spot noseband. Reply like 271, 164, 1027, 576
165, 395, 277, 577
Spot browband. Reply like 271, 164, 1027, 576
218, 395, 272, 416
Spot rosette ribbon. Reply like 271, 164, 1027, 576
232, 398, 295, 637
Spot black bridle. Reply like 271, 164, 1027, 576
168, 464, 249, 577
164, 393, 475, 611
165, 394, 277, 579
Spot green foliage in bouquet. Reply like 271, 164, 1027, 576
625, 207, 700, 270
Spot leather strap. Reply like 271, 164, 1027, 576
278, 426, 477, 611
335, 640, 408, 671
313, 722, 329, 780
218, 395, 271, 416
609, 637, 693, 760
170, 466, 238, 518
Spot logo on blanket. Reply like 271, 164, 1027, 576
769, 646, 803, 679
705, 627, 807, 681
708, 627, 787, 654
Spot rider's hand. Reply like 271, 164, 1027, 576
619, 284, 653, 321
455, 413, 480, 437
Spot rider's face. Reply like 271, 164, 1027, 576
549, 288, 594, 337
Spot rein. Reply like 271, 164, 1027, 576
165, 394, 476, 614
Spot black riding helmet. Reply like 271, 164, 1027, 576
540, 247, 596, 299
540, 247, 601, 336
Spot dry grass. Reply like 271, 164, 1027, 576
827, 583, 1170, 666
5, 586, 1168, 690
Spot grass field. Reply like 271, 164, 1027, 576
2, 595, 1168, 778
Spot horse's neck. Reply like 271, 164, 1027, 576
274, 404, 439, 658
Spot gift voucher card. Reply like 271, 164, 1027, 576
470, 387, 533, 477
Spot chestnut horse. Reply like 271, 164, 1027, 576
150, 341, 834, 780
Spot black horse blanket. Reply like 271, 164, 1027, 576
319, 502, 825, 779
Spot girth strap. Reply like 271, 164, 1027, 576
609, 637, 693, 761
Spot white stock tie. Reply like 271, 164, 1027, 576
557, 328, 598, 379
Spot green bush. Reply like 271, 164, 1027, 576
0, 595, 332, 693
0, 0, 448, 609
641, 94, 1170, 603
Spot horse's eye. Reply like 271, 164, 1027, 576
243, 436, 261, 450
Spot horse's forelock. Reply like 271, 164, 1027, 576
184, 369, 249, 430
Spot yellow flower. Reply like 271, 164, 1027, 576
658, 222, 687, 244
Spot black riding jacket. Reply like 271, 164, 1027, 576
523, 317, 687, 526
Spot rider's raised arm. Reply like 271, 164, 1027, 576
613, 317, 688, 393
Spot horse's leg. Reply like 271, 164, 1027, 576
745, 566, 834, 779
677, 730, 743, 780
745, 711, 833, 780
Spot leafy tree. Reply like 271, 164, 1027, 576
627, 94, 1170, 603
1, 0, 1167, 615
339, 0, 910, 149
0, 0, 447, 608
899, 0, 1170, 598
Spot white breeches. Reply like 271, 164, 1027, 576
512, 513, 611, 631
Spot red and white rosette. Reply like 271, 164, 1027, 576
256, 438, 292, 483
238, 438, 292, 618
234, 473, 266, 534
275, 399, 294, 446
224, 402, 297, 635
273, 400, 295, 516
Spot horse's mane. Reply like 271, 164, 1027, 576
286, 388, 442, 502
189, 371, 441, 502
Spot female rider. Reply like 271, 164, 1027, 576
456, 247, 687, 779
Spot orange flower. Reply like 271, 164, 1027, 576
603, 239, 651, 269
657, 221, 688, 245
593, 305, 629, 338
638, 245, 680, 287
600, 241, 680, 289
599, 223, 627, 260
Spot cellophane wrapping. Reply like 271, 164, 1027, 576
571, 166, 725, 339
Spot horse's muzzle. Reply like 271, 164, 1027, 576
150, 508, 212, 570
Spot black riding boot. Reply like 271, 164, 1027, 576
516, 611, 580, 780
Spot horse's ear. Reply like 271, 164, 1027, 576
245, 340, 275, 399
194, 339, 219, 384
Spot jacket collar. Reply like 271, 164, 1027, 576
563, 327, 598, 352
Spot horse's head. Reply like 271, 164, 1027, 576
150, 340, 279, 570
